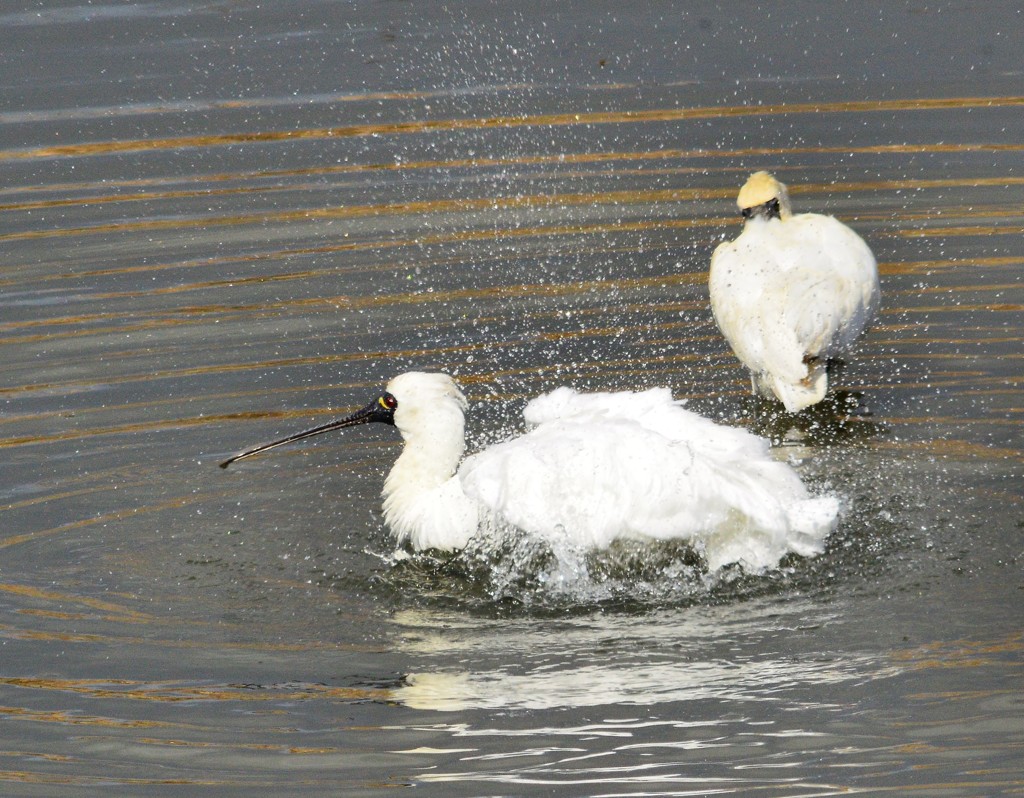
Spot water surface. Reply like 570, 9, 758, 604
0, 3, 1021, 795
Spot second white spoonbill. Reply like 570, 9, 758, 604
709, 171, 880, 412
221, 372, 839, 572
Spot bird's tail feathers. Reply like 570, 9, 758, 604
767, 362, 828, 413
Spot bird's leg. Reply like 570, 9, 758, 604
825, 358, 846, 382
800, 354, 821, 388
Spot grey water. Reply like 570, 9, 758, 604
0, 2, 1021, 795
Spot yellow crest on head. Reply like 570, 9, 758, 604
737, 171, 785, 211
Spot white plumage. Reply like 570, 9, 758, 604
223, 371, 839, 572
709, 171, 880, 412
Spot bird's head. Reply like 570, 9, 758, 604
218, 371, 467, 468
737, 171, 792, 221
384, 372, 468, 445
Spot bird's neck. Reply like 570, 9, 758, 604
381, 422, 466, 541
386, 435, 462, 491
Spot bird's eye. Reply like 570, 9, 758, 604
379, 393, 398, 410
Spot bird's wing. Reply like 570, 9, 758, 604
522, 386, 757, 461
709, 239, 772, 371
459, 416, 703, 549
771, 215, 879, 358
711, 235, 814, 387
710, 216, 878, 395
522, 385, 675, 427
459, 390, 836, 568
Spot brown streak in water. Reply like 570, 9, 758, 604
0, 287, 1015, 354
5, 141, 1023, 212
0, 752, 72, 763
0, 464, 167, 512
0, 624, 382, 653
0, 769, 286, 787
0, 83, 1005, 125
0, 494, 220, 549
0, 86, 482, 127
16, 609, 156, 625
0, 412, 318, 446
888, 282, 1022, 296
0, 191, 732, 243
0, 344, 1014, 445
876, 336, 1024, 346
878, 256, 1024, 276
881, 204, 1024, 221
0, 387, 371, 433
0, 318, 212, 346
881, 304, 1024, 315
3, 95, 1023, 162
2, 141, 1021, 226
0, 344, 462, 399
0, 238, 1014, 339
0, 250, 338, 289
133, 738, 337, 754
29, 355, 705, 429
0, 676, 383, 704
0, 272, 702, 397
1, 207, 1017, 297
892, 632, 1024, 670
902, 689, 1020, 704
0, 350, 722, 466
0, 583, 154, 621
0, 222, 547, 293
0, 183, 300, 213
0, 768, 366, 788
343, 272, 706, 309
873, 439, 1023, 462
0, 705, 191, 730
0, 482, 149, 511
3, 175, 1024, 244
897, 224, 1024, 238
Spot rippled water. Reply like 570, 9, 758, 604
1, 3, 1022, 795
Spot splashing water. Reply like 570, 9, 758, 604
382, 516, 827, 611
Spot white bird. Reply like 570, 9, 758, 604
709, 171, 880, 412
221, 372, 838, 573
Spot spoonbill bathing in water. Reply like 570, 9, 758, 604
220, 372, 839, 572
709, 171, 880, 413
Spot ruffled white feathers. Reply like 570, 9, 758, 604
379, 374, 838, 572
710, 172, 880, 412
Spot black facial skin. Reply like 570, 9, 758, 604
741, 197, 781, 221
